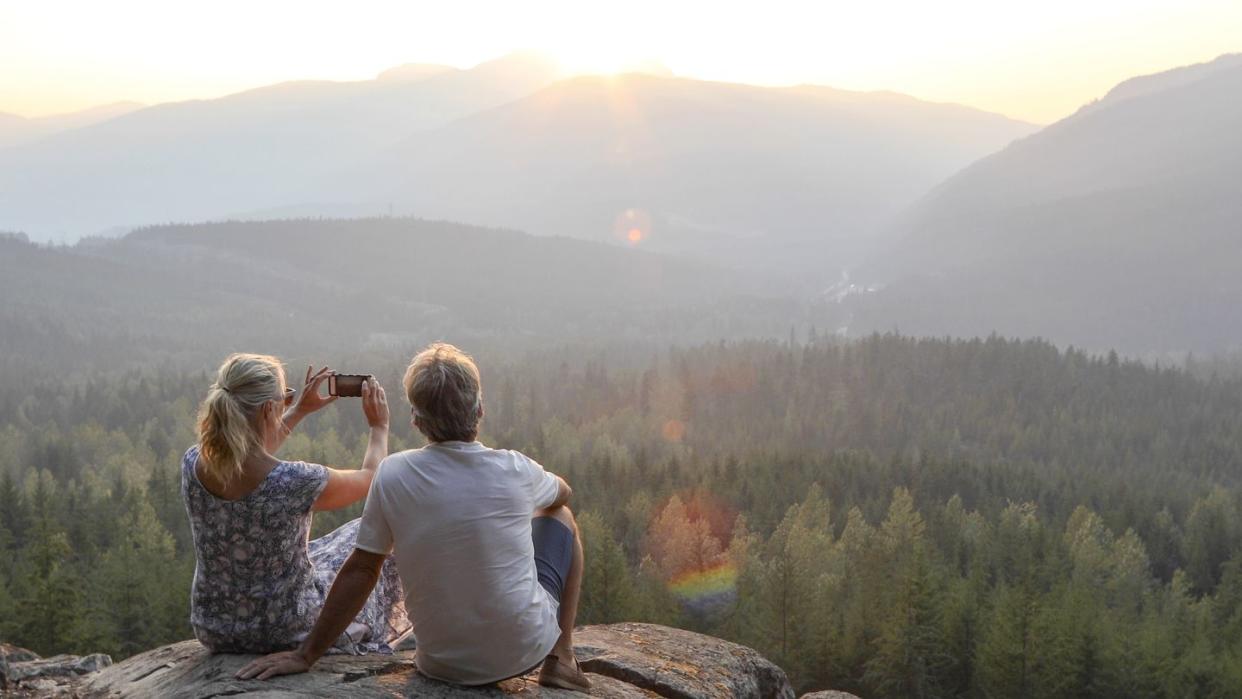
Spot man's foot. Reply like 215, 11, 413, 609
538, 654, 592, 693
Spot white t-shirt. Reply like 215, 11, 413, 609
354, 441, 563, 685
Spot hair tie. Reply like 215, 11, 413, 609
215, 383, 232, 394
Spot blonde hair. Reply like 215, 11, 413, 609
196, 353, 285, 484
403, 343, 482, 442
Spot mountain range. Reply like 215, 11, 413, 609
3, 52, 1241, 354
0, 53, 565, 242
844, 53, 1242, 354
0, 51, 1035, 284
305, 73, 1036, 278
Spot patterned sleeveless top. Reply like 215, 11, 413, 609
180, 446, 409, 654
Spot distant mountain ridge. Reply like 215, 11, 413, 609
0, 53, 1033, 284
0, 217, 797, 371
0, 101, 143, 148
1086, 53, 1242, 113
0, 53, 565, 242
850, 53, 1242, 354
295, 72, 1035, 281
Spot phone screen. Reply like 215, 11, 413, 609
330, 374, 367, 397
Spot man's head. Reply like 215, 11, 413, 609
403, 342, 483, 443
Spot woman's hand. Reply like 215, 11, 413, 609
362, 376, 389, 430
289, 365, 337, 419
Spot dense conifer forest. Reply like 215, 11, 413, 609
3, 334, 1242, 696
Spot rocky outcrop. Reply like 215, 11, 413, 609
75, 623, 796, 698
1, 643, 112, 696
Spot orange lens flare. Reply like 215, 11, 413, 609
613, 208, 652, 245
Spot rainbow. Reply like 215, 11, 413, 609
668, 562, 737, 612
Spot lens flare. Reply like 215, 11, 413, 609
645, 490, 740, 616
613, 208, 651, 245
669, 561, 738, 608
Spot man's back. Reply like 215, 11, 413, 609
355, 440, 562, 685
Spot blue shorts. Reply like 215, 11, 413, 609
531, 516, 574, 604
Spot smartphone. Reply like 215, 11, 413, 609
328, 374, 370, 398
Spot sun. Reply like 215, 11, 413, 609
550, 42, 650, 76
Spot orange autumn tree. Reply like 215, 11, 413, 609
646, 494, 726, 582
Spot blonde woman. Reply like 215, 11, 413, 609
181, 353, 410, 654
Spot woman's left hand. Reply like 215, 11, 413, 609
289, 365, 337, 418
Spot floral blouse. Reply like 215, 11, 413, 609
181, 446, 409, 654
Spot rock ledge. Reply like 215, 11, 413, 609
75, 623, 796, 698
1, 643, 113, 696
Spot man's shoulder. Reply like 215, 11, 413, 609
378, 448, 422, 473
380, 444, 532, 476
376, 445, 478, 475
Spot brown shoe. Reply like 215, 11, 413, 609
538, 654, 592, 693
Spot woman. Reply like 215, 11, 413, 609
181, 353, 410, 654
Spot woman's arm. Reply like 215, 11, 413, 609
313, 377, 389, 511
274, 366, 336, 453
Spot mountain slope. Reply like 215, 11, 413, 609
0, 101, 143, 148
852, 54, 1242, 353
312, 74, 1035, 281
0, 54, 562, 241
0, 217, 787, 371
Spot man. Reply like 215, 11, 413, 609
237, 343, 590, 691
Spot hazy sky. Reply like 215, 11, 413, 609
2, 0, 1239, 123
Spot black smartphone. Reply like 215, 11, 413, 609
328, 374, 369, 397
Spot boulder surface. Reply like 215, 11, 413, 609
75, 623, 797, 698
1, 644, 113, 696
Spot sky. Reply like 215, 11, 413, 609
1, 0, 1240, 124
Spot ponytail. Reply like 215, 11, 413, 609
196, 353, 284, 484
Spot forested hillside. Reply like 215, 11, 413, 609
3, 335, 1242, 696
0, 219, 806, 373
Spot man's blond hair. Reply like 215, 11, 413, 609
403, 343, 482, 442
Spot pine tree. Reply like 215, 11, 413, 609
756, 485, 833, 687
632, 555, 682, 626
862, 488, 947, 698
975, 584, 1035, 698
15, 472, 83, 654
1183, 488, 1237, 595
578, 511, 636, 624
95, 499, 179, 657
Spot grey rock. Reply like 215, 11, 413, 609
575, 624, 795, 699
75, 654, 115, 673
799, 692, 862, 699
23, 677, 67, 694
0, 643, 41, 664
8, 652, 113, 682
75, 623, 795, 698
0, 642, 41, 689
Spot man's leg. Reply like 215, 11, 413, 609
536, 505, 584, 659
534, 506, 589, 690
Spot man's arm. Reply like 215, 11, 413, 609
235, 549, 386, 680
547, 475, 572, 509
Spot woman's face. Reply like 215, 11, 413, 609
258, 377, 293, 451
